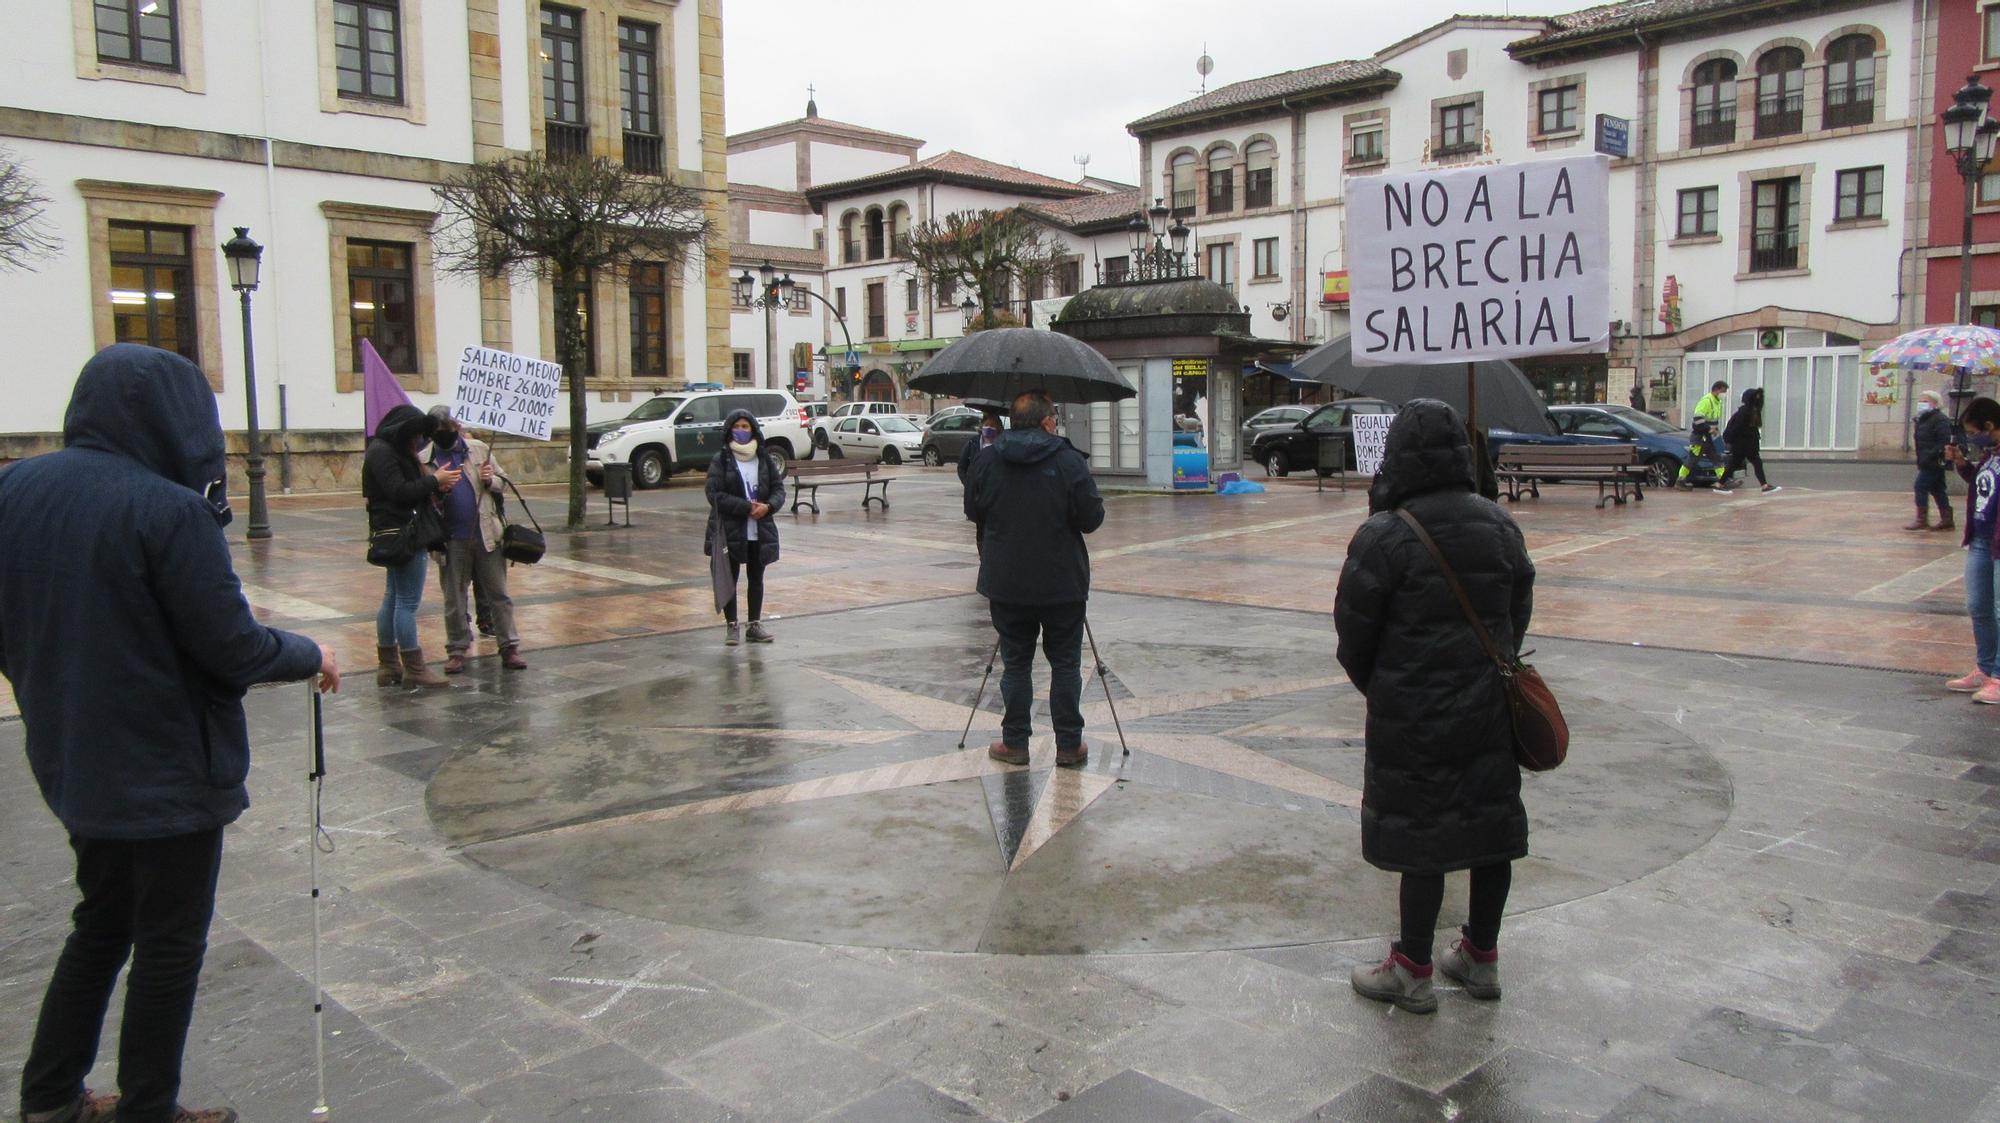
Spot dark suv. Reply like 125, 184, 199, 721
1251, 398, 1397, 476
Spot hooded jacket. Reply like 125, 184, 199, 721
0, 344, 323, 840
1915, 402, 1951, 472
1722, 388, 1764, 457
704, 409, 786, 565
362, 404, 442, 534
965, 425, 1104, 605
1333, 399, 1535, 874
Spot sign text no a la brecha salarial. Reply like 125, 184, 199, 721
449, 347, 563, 440
1348, 154, 1610, 366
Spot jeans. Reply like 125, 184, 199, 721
1717, 449, 1766, 488
989, 600, 1086, 750
1969, 539, 2000, 678
375, 549, 428, 650
1397, 862, 1512, 966
21, 829, 225, 1123
721, 555, 767, 624
1917, 466, 1951, 517
438, 537, 516, 652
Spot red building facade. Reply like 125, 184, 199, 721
1928, 2, 2000, 326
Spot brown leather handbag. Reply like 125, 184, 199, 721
1395, 508, 1568, 772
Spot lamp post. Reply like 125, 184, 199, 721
960, 294, 978, 332
221, 226, 270, 540
1944, 76, 2000, 327
1113, 197, 1193, 284
749, 273, 857, 400
734, 260, 795, 391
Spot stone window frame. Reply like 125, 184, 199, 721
1199, 233, 1241, 294
315, 0, 427, 124
1203, 140, 1237, 216
1343, 109, 1389, 175
1986, 3, 2000, 64
1815, 24, 1889, 131
1249, 236, 1282, 282
323, 203, 439, 394
1241, 133, 1280, 211
76, 180, 224, 388
1673, 185, 1721, 242
1429, 92, 1486, 163
1678, 49, 1745, 151
1736, 163, 1814, 280
1747, 37, 1814, 138
1527, 72, 1586, 150
71, 0, 207, 93
730, 349, 754, 386
538, 259, 686, 394
1828, 164, 1885, 229
524, 0, 682, 168
1164, 146, 1200, 216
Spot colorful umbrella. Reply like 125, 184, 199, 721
1867, 324, 2000, 381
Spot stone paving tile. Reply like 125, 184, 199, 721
819, 1077, 997, 1122
469, 1042, 746, 1123
1100, 1007, 1372, 1122
668, 1023, 900, 1123
846, 997, 1125, 1122
1440, 1047, 1638, 1121
1025, 1070, 1249, 1122
1292, 1073, 1455, 1123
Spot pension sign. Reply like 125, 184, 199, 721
1348, 154, 1610, 366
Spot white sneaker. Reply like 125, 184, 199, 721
1762, 484, 1781, 493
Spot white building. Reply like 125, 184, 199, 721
0, 0, 730, 487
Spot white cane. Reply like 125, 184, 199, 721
304, 683, 332, 1121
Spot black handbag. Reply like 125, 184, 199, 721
366, 501, 444, 567
497, 477, 546, 565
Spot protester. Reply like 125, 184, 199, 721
1714, 388, 1777, 495
1911, 390, 1955, 532
959, 401, 1007, 556
705, 409, 785, 646
1, 344, 338, 1123
363, 404, 459, 686
1678, 379, 1728, 489
964, 391, 1106, 767
426, 407, 525, 672
1334, 399, 1535, 1014
1946, 397, 2000, 702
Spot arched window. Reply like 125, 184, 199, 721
1169, 152, 1197, 215
839, 212, 860, 264
1205, 145, 1234, 214
886, 203, 911, 256
1754, 47, 1804, 138
1244, 139, 1277, 208
1824, 35, 1876, 128
1690, 59, 1737, 146
864, 206, 885, 259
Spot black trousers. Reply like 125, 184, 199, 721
1396, 862, 1512, 966
721, 554, 767, 623
989, 600, 1086, 750
1717, 449, 1767, 488
22, 828, 225, 1123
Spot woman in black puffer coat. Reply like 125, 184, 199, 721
1335, 399, 1535, 1013
704, 408, 786, 646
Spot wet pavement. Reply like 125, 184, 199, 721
5, 464, 2000, 1121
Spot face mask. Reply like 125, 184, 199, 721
730, 429, 755, 444
1974, 432, 1995, 450
433, 431, 457, 451
1918, 402, 1936, 414
981, 426, 999, 441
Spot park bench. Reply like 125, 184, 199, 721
1494, 444, 1644, 509
787, 460, 891, 515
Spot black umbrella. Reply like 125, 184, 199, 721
1290, 335, 1556, 437
909, 328, 1136, 404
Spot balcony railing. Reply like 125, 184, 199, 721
1207, 185, 1233, 214
546, 121, 589, 162
1245, 171, 1273, 209
1171, 189, 1196, 216
865, 235, 885, 259
1690, 105, 1736, 147
1749, 229, 1799, 273
842, 240, 861, 264
622, 131, 663, 175
1754, 92, 1802, 138
1823, 85, 1874, 128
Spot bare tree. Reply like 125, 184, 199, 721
0, 149, 60, 271
432, 154, 714, 529
903, 208, 1066, 332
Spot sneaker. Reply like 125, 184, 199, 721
1055, 741, 1088, 768
724, 623, 741, 647
167, 1108, 239, 1123
22, 1090, 118, 1123
987, 740, 1030, 765
744, 621, 774, 644
1948, 671, 1990, 693
1437, 928, 1502, 1000
1976, 681, 2000, 706
1712, 486, 1735, 495
1350, 948, 1437, 1013
1761, 484, 1781, 493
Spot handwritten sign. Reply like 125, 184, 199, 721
1348, 155, 1609, 366
449, 346, 562, 441
1351, 412, 1394, 476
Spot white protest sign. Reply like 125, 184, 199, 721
449, 346, 562, 441
1348, 154, 1610, 366
1351, 412, 1394, 476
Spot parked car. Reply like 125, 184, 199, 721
825, 414, 927, 463
1240, 405, 1313, 451
1487, 404, 1724, 486
1251, 398, 1398, 476
920, 413, 1009, 466
812, 401, 907, 450
587, 387, 808, 489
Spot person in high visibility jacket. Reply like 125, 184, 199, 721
1678, 380, 1730, 488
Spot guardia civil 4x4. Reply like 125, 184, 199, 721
586, 387, 811, 489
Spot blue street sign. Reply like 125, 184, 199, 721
1594, 114, 1630, 159
844, 350, 860, 370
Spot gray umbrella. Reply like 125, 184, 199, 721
1290, 335, 1556, 437
910, 328, 1137, 404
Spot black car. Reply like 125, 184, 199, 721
1251, 398, 1397, 476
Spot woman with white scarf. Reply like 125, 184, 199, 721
704, 408, 787, 645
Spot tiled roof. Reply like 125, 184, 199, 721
1508, 0, 1792, 52
1127, 60, 1394, 131
1024, 189, 1144, 232
726, 242, 823, 271
805, 151, 1093, 203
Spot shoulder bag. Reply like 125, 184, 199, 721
1394, 507, 1568, 772
496, 477, 547, 565
366, 500, 444, 567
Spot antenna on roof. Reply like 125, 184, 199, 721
1196, 45, 1214, 93
1074, 153, 1091, 181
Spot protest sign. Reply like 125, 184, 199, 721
449, 346, 563, 440
1351, 412, 1394, 476
1348, 155, 1610, 366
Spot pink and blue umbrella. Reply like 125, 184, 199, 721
1867, 324, 2000, 381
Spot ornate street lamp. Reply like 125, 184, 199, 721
220, 226, 270, 540
960, 294, 978, 331
734, 260, 795, 390
1113, 197, 1194, 283
1944, 75, 2000, 327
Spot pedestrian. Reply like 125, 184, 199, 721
363, 404, 459, 686
1678, 379, 1728, 489
1629, 380, 1647, 413
1910, 390, 1955, 531
2, 344, 339, 1123
705, 409, 785, 646
1714, 388, 1778, 495
959, 401, 1006, 555
425, 407, 526, 672
1334, 399, 1535, 1014
1946, 397, 2000, 702
964, 391, 1106, 767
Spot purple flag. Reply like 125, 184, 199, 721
361, 338, 414, 437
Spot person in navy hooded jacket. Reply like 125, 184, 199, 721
0, 344, 337, 1123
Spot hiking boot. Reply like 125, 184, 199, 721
442, 652, 467, 675
375, 644, 400, 687
1975, 681, 2000, 706
745, 621, 774, 644
1055, 742, 1088, 768
1904, 513, 1931, 530
724, 623, 741, 647
501, 644, 528, 671
1350, 948, 1436, 1013
1437, 928, 1502, 1000
398, 648, 450, 687
21, 1090, 118, 1123
167, 1107, 239, 1123
1948, 670, 1991, 693
988, 740, 1030, 765
1938, 509, 1958, 532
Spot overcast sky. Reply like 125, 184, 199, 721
722, 0, 1605, 186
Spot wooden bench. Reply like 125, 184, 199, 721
1494, 444, 1644, 508
787, 460, 891, 514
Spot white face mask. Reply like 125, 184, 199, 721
1919, 402, 1936, 414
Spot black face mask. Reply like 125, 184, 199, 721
433, 431, 459, 453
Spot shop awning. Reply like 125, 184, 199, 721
1247, 360, 1313, 381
